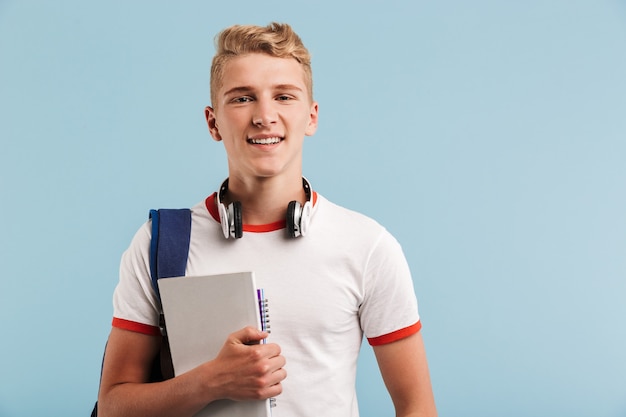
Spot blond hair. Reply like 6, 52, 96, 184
210, 22, 313, 106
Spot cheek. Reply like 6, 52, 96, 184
217, 115, 247, 138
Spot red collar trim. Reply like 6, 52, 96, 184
205, 192, 318, 233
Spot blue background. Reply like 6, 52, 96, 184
1, 1, 625, 416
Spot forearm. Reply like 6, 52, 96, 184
98, 327, 284, 417
98, 364, 215, 417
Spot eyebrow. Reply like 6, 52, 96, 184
222, 86, 254, 97
273, 84, 304, 93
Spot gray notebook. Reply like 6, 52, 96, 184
158, 271, 271, 417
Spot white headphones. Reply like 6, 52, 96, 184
216, 177, 313, 239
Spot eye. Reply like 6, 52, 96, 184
276, 95, 293, 101
231, 96, 253, 103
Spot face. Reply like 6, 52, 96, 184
205, 53, 318, 182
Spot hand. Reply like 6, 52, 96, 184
204, 326, 287, 401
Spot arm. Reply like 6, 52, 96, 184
373, 331, 437, 417
97, 326, 286, 417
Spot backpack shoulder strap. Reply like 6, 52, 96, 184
91, 209, 191, 416
149, 208, 192, 300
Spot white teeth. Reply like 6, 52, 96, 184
249, 137, 281, 145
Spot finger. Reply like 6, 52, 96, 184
265, 368, 287, 395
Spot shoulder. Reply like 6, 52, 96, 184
313, 194, 403, 253
315, 194, 385, 232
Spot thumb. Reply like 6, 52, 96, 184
231, 326, 268, 345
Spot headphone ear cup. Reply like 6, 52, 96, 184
232, 201, 243, 239
286, 200, 298, 238
300, 200, 312, 237
219, 201, 243, 239
218, 200, 230, 239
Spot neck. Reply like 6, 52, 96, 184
223, 175, 307, 225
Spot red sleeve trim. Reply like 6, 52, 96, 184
367, 321, 422, 346
112, 317, 161, 337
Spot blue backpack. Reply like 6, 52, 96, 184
91, 209, 192, 416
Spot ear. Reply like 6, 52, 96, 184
304, 101, 319, 137
205, 106, 222, 141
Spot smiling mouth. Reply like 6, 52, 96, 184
248, 137, 283, 145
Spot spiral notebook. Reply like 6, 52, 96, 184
157, 271, 272, 417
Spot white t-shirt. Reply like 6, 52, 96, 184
112, 192, 421, 417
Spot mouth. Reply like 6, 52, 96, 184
247, 136, 283, 145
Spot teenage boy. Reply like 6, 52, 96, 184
97, 22, 437, 417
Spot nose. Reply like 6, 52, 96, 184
252, 98, 277, 127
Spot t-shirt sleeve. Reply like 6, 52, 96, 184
112, 221, 161, 335
359, 229, 421, 346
